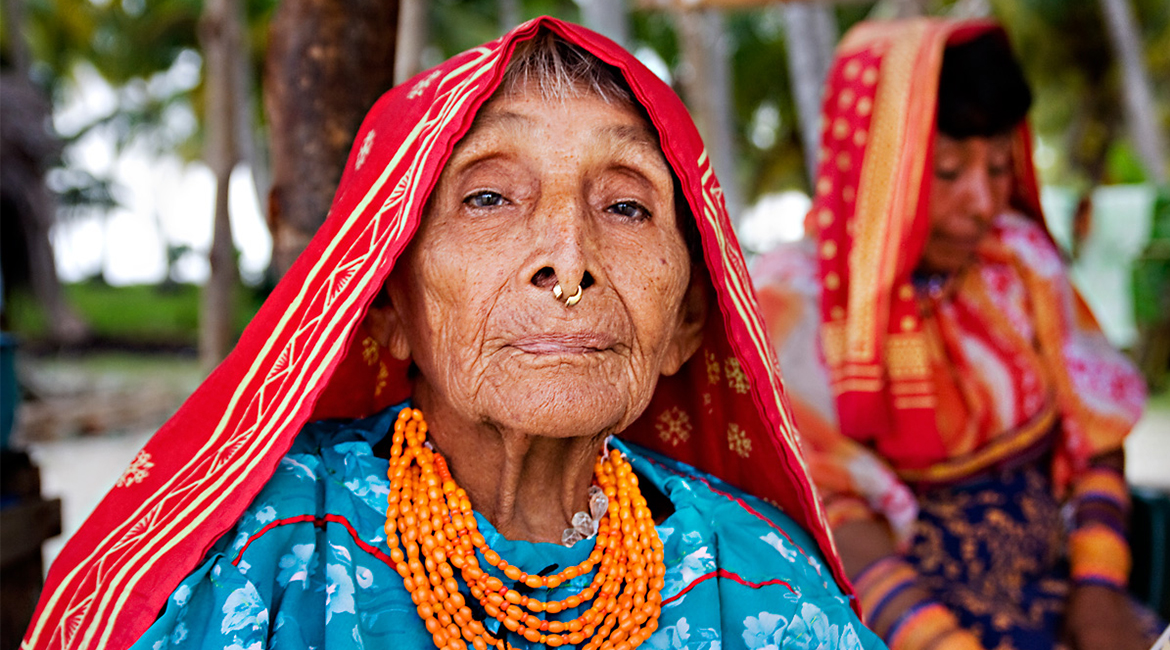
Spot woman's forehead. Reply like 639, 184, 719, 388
453, 88, 665, 160
933, 131, 1014, 153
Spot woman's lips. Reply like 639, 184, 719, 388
510, 333, 617, 355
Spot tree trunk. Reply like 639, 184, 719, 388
2, 0, 30, 78
782, 2, 837, 186
198, 0, 245, 368
674, 9, 743, 227
0, 2, 87, 343
499, 0, 522, 33
395, 0, 425, 85
264, 0, 399, 278
576, 0, 630, 49
1099, 0, 1168, 184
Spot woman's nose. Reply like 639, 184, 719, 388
965, 169, 996, 223
527, 199, 597, 300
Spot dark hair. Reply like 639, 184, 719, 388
936, 32, 1033, 138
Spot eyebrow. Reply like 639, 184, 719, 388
597, 123, 661, 150
593, 123, 670, 187
467, 110, 531, 134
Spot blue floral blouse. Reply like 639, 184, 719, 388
131, 403, 884, 650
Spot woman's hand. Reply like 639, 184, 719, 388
1063, 584, 1147, 650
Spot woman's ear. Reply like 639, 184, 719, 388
363, 289, 412, 361
660, 270, 709, 377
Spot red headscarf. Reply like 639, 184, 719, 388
808, 18, 1137, 482
26, 18, 847, 650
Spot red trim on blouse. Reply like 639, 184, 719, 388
662, 569, 795, 606
232, 514, 396, 568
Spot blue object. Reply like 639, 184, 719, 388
0, 333, 19, 450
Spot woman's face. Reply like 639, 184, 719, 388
383, 87, 704, 440
918, 132, 1014, 275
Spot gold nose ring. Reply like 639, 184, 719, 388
552, 283, 583, 307
565, 286, 582, 306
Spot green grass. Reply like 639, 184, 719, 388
6, 282, 265, 345
23, 352, 207, 394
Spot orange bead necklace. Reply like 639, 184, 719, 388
384, 408, 666, 650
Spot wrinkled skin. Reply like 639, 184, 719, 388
917, 132, 1013, 276
371, 87, 706, 542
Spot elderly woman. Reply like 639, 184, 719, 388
25, 18, 880, 650
754, 18, 1158, 650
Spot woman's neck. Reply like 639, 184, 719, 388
410, 385, 606, 544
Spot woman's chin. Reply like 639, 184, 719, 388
486, 380, 640, 440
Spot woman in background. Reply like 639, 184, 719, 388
754, 18, 1156, 650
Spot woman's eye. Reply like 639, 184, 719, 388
933, 168, 960, 182
464, 191, 506, 209
607, 200, 652, 221
988, 164, 1010, 177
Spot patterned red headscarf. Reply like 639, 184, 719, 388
25, 17, 847, 650
809, 17, 1138, 488
808, 19, 1045, 467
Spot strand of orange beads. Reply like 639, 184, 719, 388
384, 407, 666, 650
441, 447, 656, 648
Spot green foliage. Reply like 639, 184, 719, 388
7, 283, 264, 345
6, 0, 280, 226
10, 0, 1169, 218
17, 0, 277, 158
1149, 384, 1170, 410
728, 4, 877, 197
991, 0, 1170, 186
1106, 141, 1151, 185
427, 0, 579, 62
1133, 187, 1170, 327
726, 9, 803, 196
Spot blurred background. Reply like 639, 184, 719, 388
0, 0, 1167, 645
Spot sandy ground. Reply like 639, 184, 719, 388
23, 400, 1169, 573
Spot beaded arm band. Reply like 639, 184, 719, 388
1069, 466, 1132, 590
852, 555, 917, 626
886, 601, 982, 650
851, 555, 981, 649
1072, 466, 1130, 526
1069, 525, 1132, 590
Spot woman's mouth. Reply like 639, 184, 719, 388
510, 333, 617, 355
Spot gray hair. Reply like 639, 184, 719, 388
499, 30, 635, 106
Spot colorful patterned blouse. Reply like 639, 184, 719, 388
129, 403, 884, 650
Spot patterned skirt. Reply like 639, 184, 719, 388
906, 458, 1163, 650
907, 459, 1069, 649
